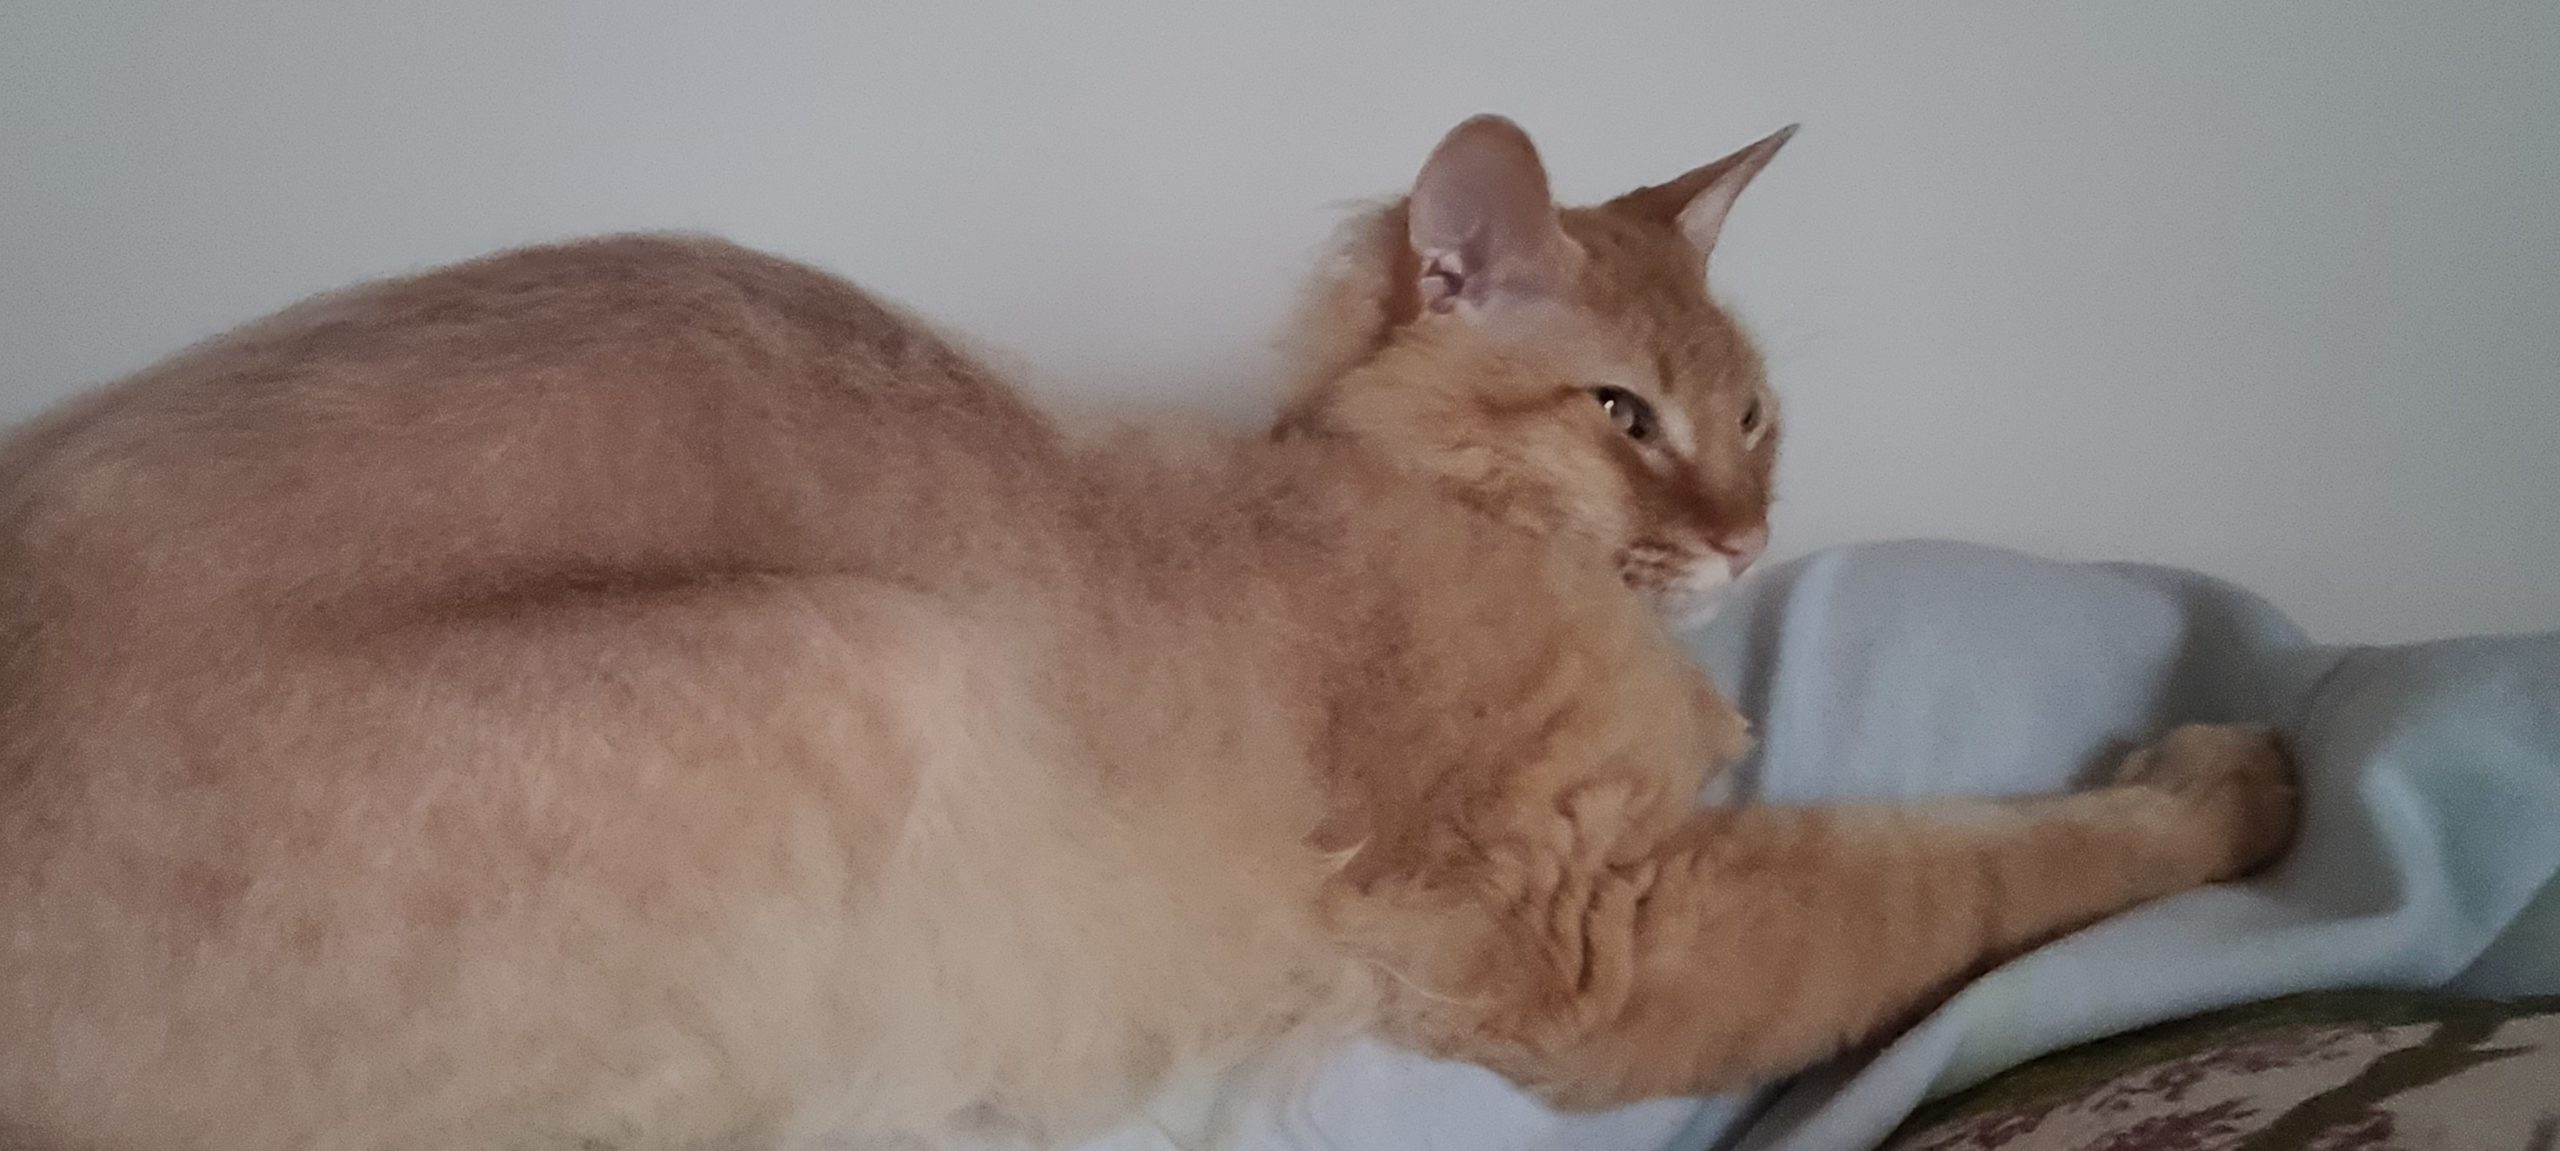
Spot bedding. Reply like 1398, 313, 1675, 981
1879, 989, 2560, 1150
1075, 540, 2560, 1151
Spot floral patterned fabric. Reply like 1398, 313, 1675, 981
1882, 991, 2560, 1151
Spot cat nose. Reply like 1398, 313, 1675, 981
1714, 525, 1769, 573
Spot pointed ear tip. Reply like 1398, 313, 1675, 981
1451, 112, 1528, 135
1758, 123, 1802, 152
1436, 113, 1538, 154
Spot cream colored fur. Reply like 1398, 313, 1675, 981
0, 117, 2295, 1151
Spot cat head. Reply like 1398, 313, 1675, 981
1281, 115, 1793, 625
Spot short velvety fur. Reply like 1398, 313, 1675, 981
0, 118, 2295, 1150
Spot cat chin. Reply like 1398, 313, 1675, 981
1654, 561, 1739, 633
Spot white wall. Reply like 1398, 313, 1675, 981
3, 1, 2552, 643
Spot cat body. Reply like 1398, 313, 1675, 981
0, 119, 2294, 1150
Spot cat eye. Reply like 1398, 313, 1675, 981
1592, 387, 1656, 442
1741, 397, 1764, 434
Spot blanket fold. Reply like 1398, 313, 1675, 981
1075, 540, 2560, 1151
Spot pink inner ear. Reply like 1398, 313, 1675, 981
1406, 115, 1573, 308
1417, 252, 1465, 313
1608, 124, 1797, 261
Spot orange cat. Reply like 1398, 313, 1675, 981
0, 116, 2295, 1150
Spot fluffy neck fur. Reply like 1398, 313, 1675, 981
980, 385, 1730, 1149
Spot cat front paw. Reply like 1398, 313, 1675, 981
2111, 722, 2300, 881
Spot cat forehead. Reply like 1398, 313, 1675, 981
1560, 205, 1706, 296
1548, 212, 1757, 398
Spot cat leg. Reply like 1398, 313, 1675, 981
1394, 722, 2297, 1106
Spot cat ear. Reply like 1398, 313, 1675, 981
1406, 115, 1579, 315
1609, 123, 1798, 262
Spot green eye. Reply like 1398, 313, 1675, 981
1592, 386, 1656, 442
